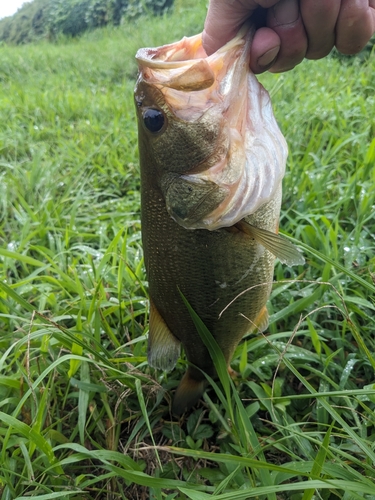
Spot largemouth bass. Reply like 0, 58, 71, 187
134, 27, 303, 415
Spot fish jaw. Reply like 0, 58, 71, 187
135, 28, 287, 231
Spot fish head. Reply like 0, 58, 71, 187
135, 28, 287, 229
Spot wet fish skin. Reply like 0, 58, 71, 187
141, 173, 280, 413
135, 29, 300, 414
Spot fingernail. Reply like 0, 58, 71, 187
257, 46, 280, 68
273, 0, 299, 25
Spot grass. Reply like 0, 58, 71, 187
1, 0, 375, 498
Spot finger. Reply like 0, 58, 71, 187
202, 0, 281, 56
266, 0, 308, 72
202, 0, 257, 56
300, 0, 341, 59
250, 27, 281, 73
336, 0, 375, 55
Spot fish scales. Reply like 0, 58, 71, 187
141, 172, 281, 370
135, 27, 303, 414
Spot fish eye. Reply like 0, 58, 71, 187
143, 108, 165, 133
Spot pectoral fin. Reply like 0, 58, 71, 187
236, 220, 305, 266
148, 300, 181, 371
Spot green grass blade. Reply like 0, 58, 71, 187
78, 361, 90, 445
16, 493, 83, 500
180, 292, 277, 498
283, 234, 375, 294
0, 412, 63, 473
179, 291, 231, 409
135, 378, 162, 469
302, 424, 333, 500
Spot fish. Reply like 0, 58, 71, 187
134, 26, 304, 415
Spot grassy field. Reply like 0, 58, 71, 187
1, 0, 375, 498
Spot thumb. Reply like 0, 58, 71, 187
202, 0, 257, 55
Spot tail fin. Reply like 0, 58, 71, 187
172, 368, 207, 416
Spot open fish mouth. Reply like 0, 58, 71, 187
135, 27, 288, 231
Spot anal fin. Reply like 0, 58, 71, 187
148, 299, 181, 372
235, 220, 305, 266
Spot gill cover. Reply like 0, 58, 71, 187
135, 27, 288, 231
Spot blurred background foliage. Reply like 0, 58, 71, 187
1, 0, 374, 54
0, 0, 174, 44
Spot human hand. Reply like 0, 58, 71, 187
202, 0, 375, 73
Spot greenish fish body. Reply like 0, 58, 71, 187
134, 28, 303, 414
